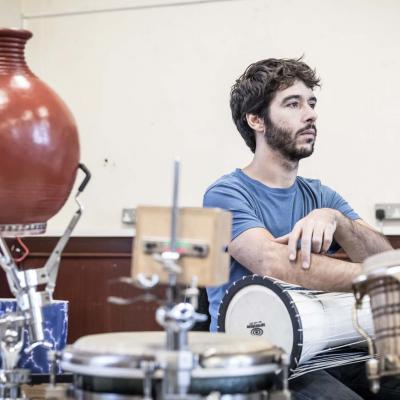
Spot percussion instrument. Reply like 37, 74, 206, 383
0, 28, 80, 236
353, 249, 400, 392
61, 331, 283, 399
218, 275, 374, 378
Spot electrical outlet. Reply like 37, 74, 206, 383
121, 208, 136, 225
375, 203, 400, 221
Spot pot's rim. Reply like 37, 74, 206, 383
0, 28, 32, 40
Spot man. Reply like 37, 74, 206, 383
203, 58, 395, 399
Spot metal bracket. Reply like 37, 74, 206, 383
143, 238, 209, 258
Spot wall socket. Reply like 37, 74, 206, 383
375, 203, 400, 221
121, 208, 136, 225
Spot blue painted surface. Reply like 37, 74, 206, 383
0, 300, 68, 373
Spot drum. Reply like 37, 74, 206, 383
353, 250, 400, 391
61, 331, 283, 399
217, 275, 374, 378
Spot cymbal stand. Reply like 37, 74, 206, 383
0, 164, 90, 399
151, 159, 207, 399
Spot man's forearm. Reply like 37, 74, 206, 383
266, 243, 361, 291
334, 212, 393, 262
231, 239, 361, 292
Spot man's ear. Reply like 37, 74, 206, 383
246, 114, 265, 133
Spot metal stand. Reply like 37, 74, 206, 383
150, 161, 205, 399
109, 160, 208, 399
0, 164, 90, 399
155, 258, 206, 399
0, 313, 29, 400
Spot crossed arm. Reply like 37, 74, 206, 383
229, 209, 393, 292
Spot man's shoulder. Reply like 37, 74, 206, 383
296, 176, 325, 191
203, 169, 253, 208
297, 175, 321, 186
204, 169, 246, 194
297, 176, 345, 206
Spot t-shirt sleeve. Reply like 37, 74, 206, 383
321, 185, 360, 220
203, 182, 265, 240
320, 185, 360, 253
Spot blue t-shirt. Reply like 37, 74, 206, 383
203, 169, 360, 332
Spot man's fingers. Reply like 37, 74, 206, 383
311, 225, 324, 254
288, 225, 302, 261
301, 225, 314, 269
322, 225, 335, 253
273, 234, 290, 244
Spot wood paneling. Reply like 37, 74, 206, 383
0, 235, 399, 343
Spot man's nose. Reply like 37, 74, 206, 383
303, 105, 317, 123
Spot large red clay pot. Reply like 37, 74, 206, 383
0, 28, 80, 235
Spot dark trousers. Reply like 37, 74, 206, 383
289, 363, 400, 400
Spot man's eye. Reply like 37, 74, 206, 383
309, 102, 316, 109
287, 102, 298, 108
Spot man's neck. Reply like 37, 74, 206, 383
243, 146, 299, 188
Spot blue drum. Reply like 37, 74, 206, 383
0, 299, 68, 373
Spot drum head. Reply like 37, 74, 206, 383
362, 249, 400, 276
62, 331, 282, 396
217, 275, 303, 369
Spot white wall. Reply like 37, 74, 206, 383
5, 0, 400, 235
0, 0, 21, 27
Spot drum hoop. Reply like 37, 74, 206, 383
217, 275, 304, 369
74, 389, 143, 400
60, 361, 154, 379
61, 344, 280, 379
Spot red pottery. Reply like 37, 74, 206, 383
0, 28, 80, 235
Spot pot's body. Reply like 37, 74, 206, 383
0, 29, 80, 235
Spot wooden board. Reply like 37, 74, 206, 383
132, 207, 231, 287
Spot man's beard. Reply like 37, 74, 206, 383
264, 118, 317, 162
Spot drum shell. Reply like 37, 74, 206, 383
362, 276, 400, 375
354, 250, 400, 377
72, 373, 272, 397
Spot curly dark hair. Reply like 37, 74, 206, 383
230, 58, 320, 153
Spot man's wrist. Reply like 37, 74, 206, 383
351, 262, 363, 282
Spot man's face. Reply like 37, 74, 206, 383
264, 79, 318, 161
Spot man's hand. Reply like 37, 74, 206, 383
274, 208, 338, 269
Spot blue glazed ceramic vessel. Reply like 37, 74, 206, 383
0, 299, 68, 373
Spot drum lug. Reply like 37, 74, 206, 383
366, 358, 380, 394
268, 389, 291, 400
270, 353, 291, 400
205, 392, 221, 400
